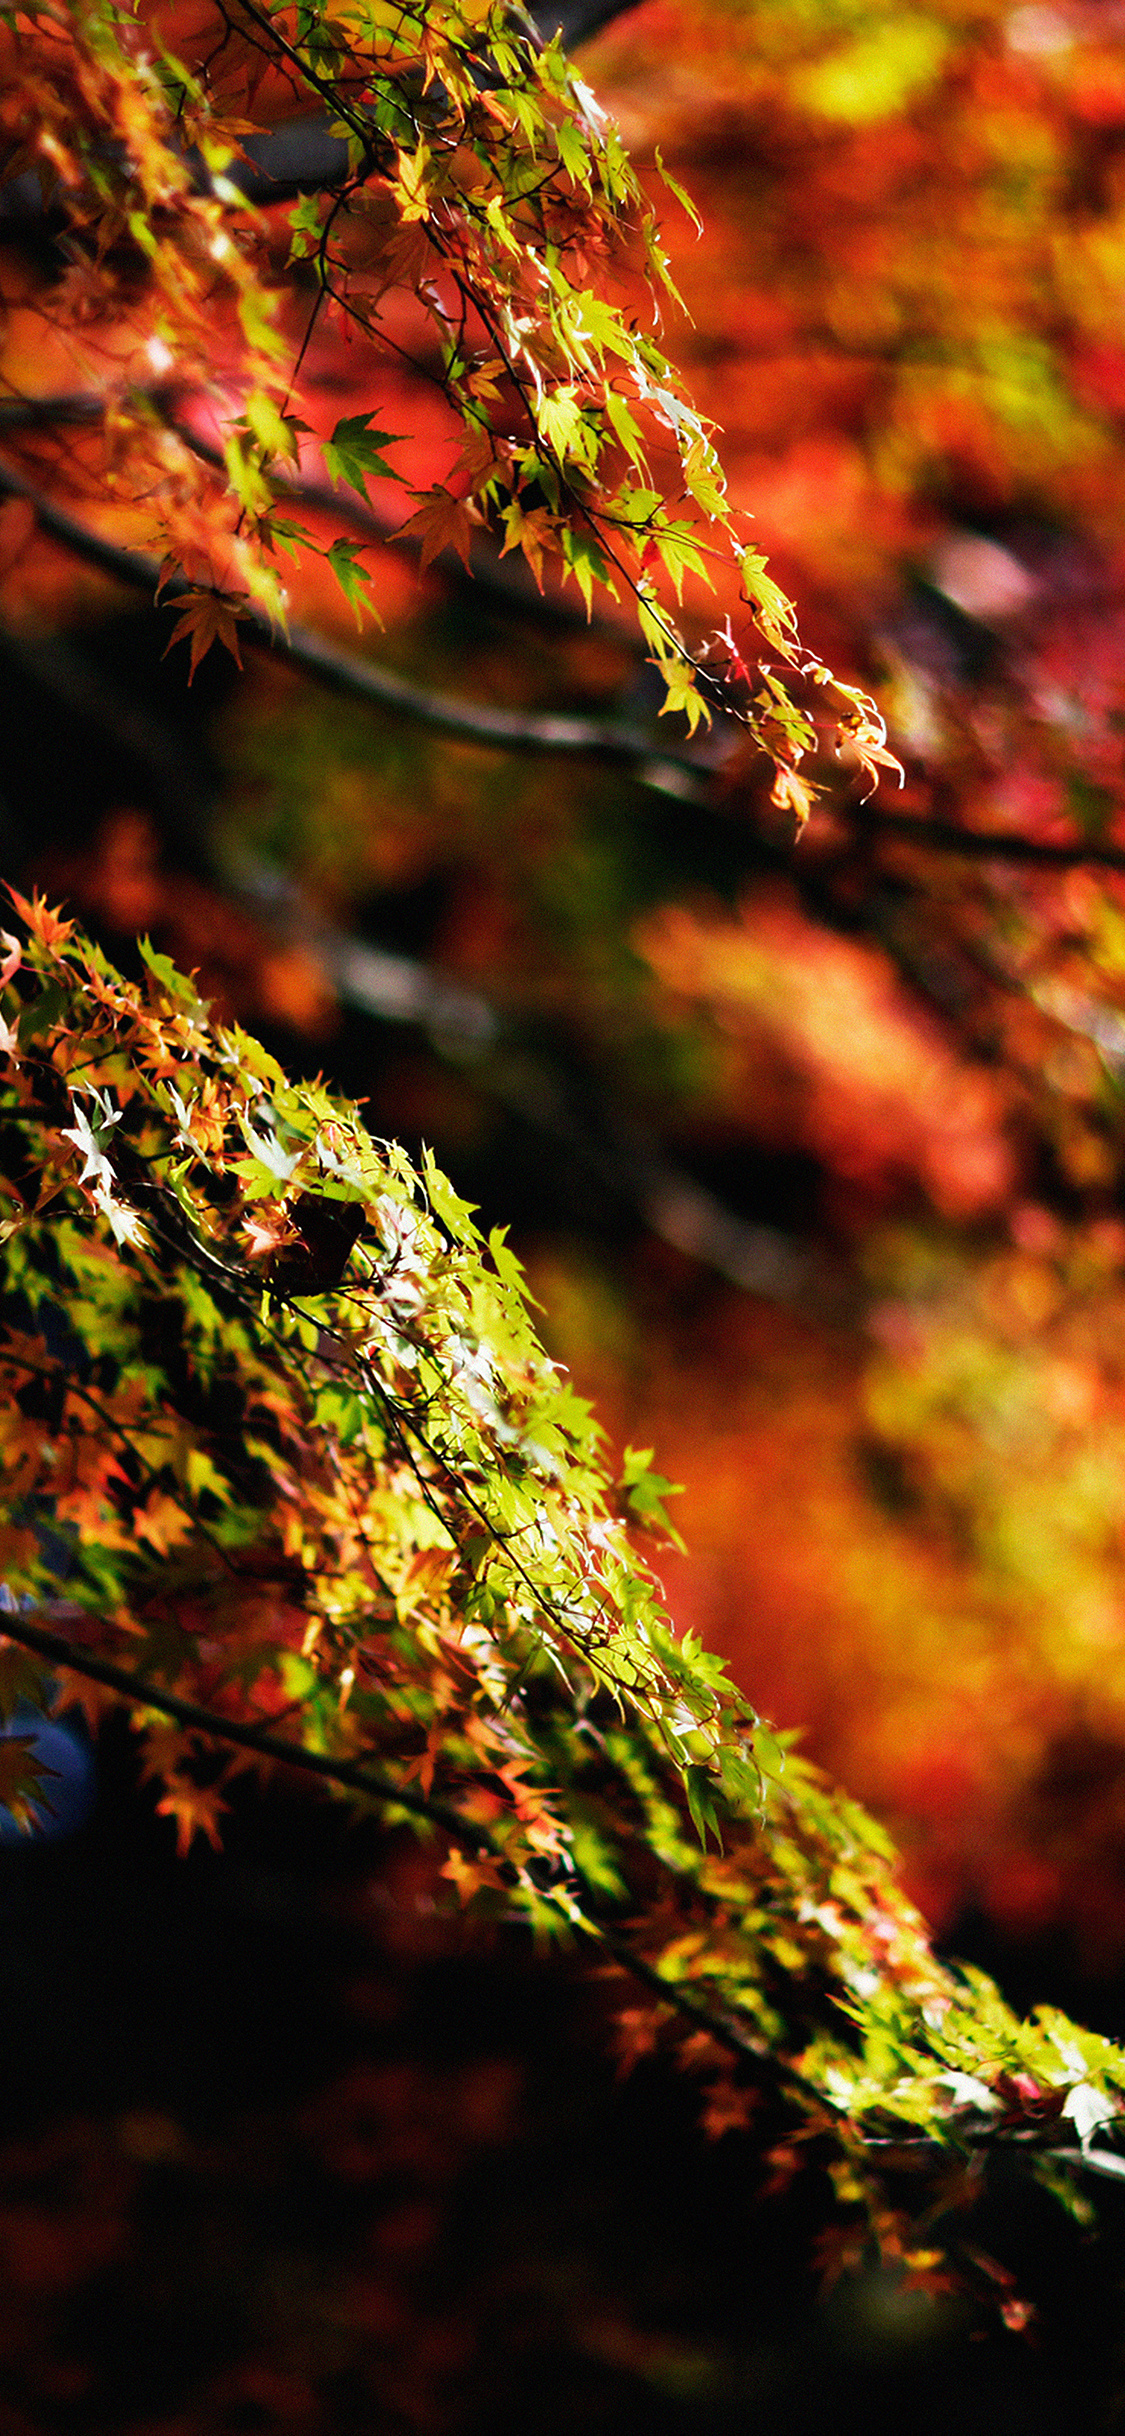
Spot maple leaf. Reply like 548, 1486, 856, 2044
242, 1205, 296, 1261
155, 1775, 230, 1857
325, 538, 379, 629
836, 708, 906, 800
322, 414, 406, 502
397, 487, 476, 574
0, 1731, 58, 1833
168, 1080, 226, 1161
739, 548, 800, 653
465, 356, 504, 401
499, 498, 556, 590
93, 1184, 150, 1252
243, 387, 303, 467
612, 2008, 662, 2077
657, 658, 711, 737
699, 2075, 760, 2138
654, 143, 704, 235
162, 591, 246, 681
538, 385, 586, 463
440, 1847, 508, 1901
133, 1491, 193, 1555
53, 1668, 126, 1736
7, 888, 74, 950
61, 1101, 118, 1191
769, 762, 819, 836
391, 142, 430, 224
365, 221, 434, 304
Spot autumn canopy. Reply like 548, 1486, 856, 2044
6, 0, 1125, 2345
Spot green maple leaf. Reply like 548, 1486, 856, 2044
325, 538, 380, 628
322, 415, 407, 501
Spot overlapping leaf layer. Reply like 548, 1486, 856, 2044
2, 894, 1124, 2303
0, 0, 894, 796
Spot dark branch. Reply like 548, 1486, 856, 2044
0, 391, 610, 634
0, 1608, 785, 2075
850, 805, 1125, 872
0, 610, 819, 1310
0, 1608, 493, 1847
0, 457, 711, 797
1, 1609, 1112, 2177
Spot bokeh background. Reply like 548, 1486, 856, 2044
9, 0, 1125, 2420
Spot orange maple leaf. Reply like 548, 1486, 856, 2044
397, 487, 475, 573
155, 1775, 230, 1857
7, 886, 76, 949
440, 1847, 508, 1901
133, 1490, 193, 1555
53, 1668, 124, 1737
700, 2075, 760, 2139
0, 1731, 58, 1831
162, 590, 246, 681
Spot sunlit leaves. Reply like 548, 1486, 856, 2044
2, 905, 1124, 2303
0, 0, 874, 789
390, 141, 431, 224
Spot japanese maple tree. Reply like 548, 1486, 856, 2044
3, 0, 1125, 2322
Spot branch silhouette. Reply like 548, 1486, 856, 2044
851, 804, 1125, 872
0, 1605, 1115, 2189
0, 457, 710, 797
0, 1607, 797, 2077
0, 391, 612, 632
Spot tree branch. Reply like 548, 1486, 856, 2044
0, 1608, 494, 1845
0, 1607, 787, 2075
1, 1607, 1111, 2183
0, 610, 822, 1311
15, 434, 1124, 861
850, 805, 1125, 872
0, 456, 712, 798
0, 390, 612, 633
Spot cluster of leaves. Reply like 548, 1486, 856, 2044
3, 893, 1125, 2306
487, 0, 1125, 1945
0, 0, 898, 798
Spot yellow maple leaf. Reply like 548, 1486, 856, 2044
133, 1491, 193, 1555
769, 762, 819, 836
392, 142, 430, 224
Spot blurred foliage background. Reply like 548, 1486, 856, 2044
11, 0, 1125, 2417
